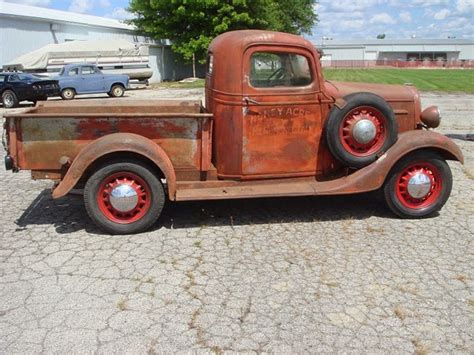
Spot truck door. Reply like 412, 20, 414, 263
80, 65, 104, 92
241, 46, 323, 177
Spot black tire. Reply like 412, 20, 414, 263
84, 160, 165, 234
109, 84, 125, 97
383, 151, 452, 218
325, 92, 398, 168
2, 90, 19, 108
61, 88, 75, 100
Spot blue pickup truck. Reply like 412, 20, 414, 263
56, 63, 129, 100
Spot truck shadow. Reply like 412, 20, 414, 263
15, 189, 394, 235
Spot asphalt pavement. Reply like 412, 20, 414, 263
0, 90, 472, 353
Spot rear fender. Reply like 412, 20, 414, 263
52, 133, 176, 199
326, 130, 464, 194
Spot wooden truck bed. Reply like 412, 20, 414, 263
4, 99, 213, 181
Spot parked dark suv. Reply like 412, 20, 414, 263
0, 72, 60, 108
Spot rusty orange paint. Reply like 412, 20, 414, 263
3, 30, 463, 206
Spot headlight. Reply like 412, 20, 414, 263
420, 105, 441, 128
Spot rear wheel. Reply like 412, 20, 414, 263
383, 151, 452, 218
61, 88, 75, 100
2, 90, 18, 108
109, 84, 125, 97
84, 160, 165, 234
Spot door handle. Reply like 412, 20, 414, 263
243, 96, 261, 105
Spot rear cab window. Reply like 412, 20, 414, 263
250, 52, 312, 88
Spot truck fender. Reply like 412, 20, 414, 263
324, 130, 464, 194
52, 133, 177, 200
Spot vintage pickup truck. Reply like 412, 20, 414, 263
3, 30, 463, 234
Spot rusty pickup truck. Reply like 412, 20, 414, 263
3, 30, 463, 234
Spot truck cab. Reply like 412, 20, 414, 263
3, 30, 463, 234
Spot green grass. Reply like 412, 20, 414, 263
322, 68, 474, 93
151, 78, 205, 89
151, 69, 474, 93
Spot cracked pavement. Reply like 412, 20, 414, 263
0, 91, 473, 353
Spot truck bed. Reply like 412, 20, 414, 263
5, 99, 213, 180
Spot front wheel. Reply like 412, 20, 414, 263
84, 160, 165, 234
383, 151, 452, 218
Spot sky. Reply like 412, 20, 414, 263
1, 0, 473, 41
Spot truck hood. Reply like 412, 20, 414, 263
324, 80, 418, 102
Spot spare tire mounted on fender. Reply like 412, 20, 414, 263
325, 92, 398, 168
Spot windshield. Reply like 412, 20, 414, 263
10, 73, 44, 81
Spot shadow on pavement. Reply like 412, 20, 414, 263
15, 189, 393, 235
445, 133, 474, 142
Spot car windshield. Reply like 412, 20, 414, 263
12, 73, 43, 81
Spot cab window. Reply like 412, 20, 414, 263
81, 66, 96, 75
68, 67, 79, 76
250, 52, 312, 88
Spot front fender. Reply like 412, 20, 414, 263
322, 130, 464, 194
52, 133, 177, 199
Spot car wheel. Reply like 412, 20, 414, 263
2, 90, 19, 108
109, 84, 125, 97
84, 160, 165, 234
383, 151, 452, 218
61, 88, 75, 100
325, 92, 398, 168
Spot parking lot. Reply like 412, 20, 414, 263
1, 89, 473, 353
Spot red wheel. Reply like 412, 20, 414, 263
84, 160, 165, 234
325, 93, 398, 168
395, 162, 442, 210
384, 151, 452, 218
339, 106, 387, 157
97, 172, 152, 224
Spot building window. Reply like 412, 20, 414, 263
406, 52, 447, 61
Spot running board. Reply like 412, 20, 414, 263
174, 171, 377, 201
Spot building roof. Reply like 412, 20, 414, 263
0, 2, 133, 30
317, 38, 474, 48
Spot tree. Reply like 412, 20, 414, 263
128, 0, 318, 63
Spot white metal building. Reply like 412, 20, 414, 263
0, 2, 200, 83
318, 38, 474, 66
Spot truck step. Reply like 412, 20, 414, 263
174, 176, 359, 201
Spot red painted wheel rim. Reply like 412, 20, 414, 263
395, 162, 442, 209
339, 106, 387, 157
97, 172, 151, 224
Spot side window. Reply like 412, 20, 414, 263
81, 66, 96, 75
250, 52, 312, 88
8, 74, 19, 82
206, 54, 213, 75
68, 67, 79, 76
0, 75, 5, 83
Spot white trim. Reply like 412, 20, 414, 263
0, 2, 133, 31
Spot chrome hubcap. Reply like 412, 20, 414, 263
109, 184, 138, 212
407, 172, 432, 199
352, 119, 377, 144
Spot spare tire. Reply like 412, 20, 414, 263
325, 92, 398, 168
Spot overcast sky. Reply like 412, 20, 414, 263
2, 0, 473, 41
